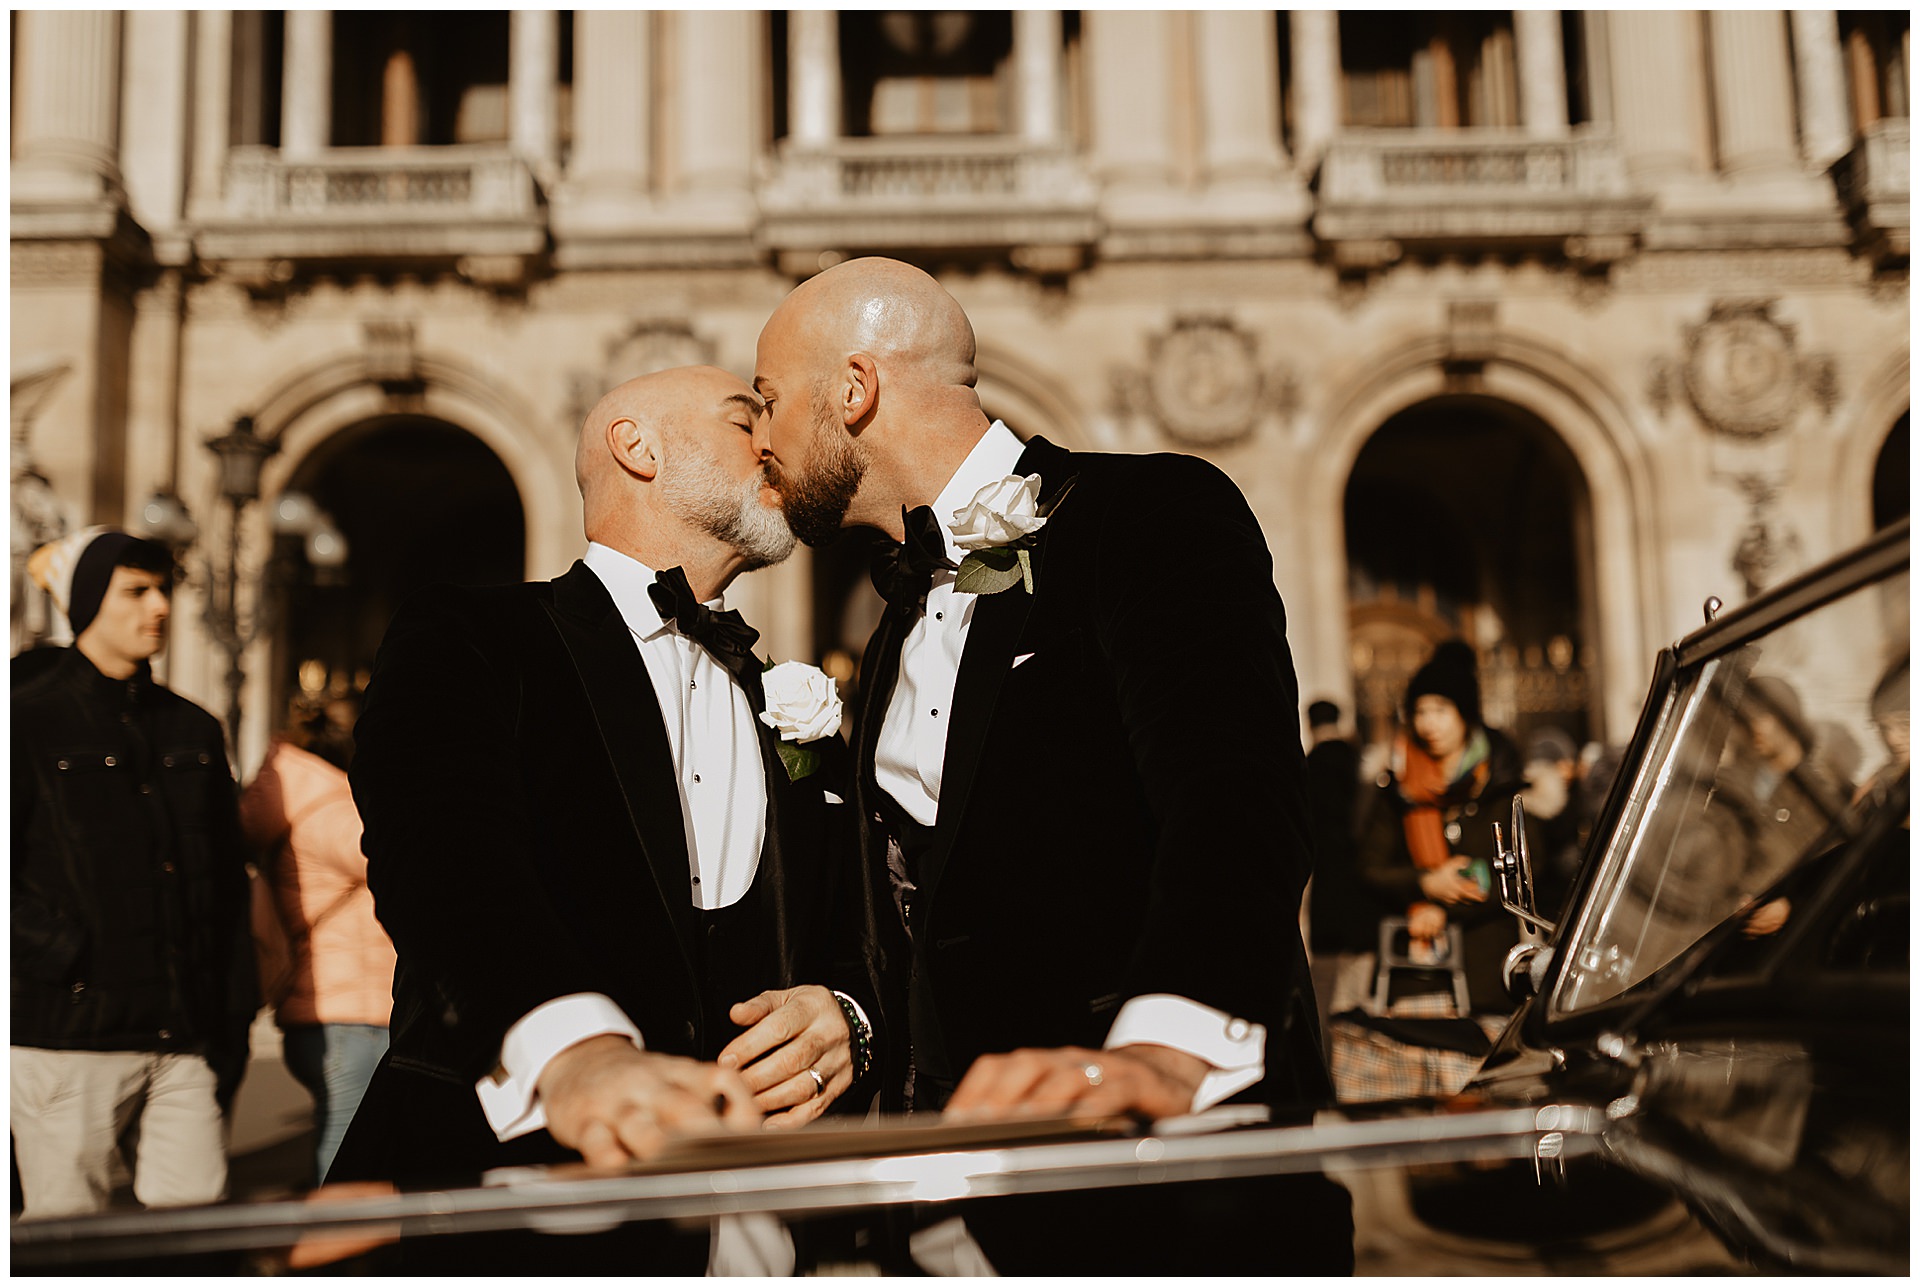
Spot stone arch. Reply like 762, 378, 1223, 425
974, 342, 1091, 449
1832, 351, 1909, 549
214, 354, 573, 767
249, 353, 576, 580
1302, 333, 1659, 743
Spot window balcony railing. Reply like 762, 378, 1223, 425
197, 145, 547, 269
758, 136, 1100, 271
1313, 130, 1651, 268
1830, 117, 1909, 267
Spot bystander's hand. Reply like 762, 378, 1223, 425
718, 985, 852, 1129
537, 1035, 759, 1169
1407, 901, 1448, 942
1743, 897, 1791, 937
1419, 856, 1488, 906
943, 1043, 1207, 1123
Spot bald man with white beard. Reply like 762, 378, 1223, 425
329, 366, 878, 1272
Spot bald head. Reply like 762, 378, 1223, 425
765, 257, 978, 392
576, 365, 757, 509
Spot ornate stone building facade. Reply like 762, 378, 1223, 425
11, 10, 1910, 768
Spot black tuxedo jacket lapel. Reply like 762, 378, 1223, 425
921, 436, 1074, 899
544, 563, 699, 975
739, 662, 803, 984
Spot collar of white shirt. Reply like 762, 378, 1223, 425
928, 421, 1029, 563
582, 542, 729, 642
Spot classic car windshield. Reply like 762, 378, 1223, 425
1553, 567, 1910, 1016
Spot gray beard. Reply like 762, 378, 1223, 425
660, 457, 797, 571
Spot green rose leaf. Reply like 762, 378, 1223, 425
955, 546, 1026, 595
776, 739, 820, 782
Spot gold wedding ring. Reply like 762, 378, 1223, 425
1082, 1062, 1104, 1088
805, 1068, 826, 1098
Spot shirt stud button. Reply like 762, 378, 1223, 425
693, 773, 701, 783
935, 612, 944, 621
931, 709, 939, 717
692, 876, 701, 885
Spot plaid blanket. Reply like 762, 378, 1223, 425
1328, 991, 1509, 1103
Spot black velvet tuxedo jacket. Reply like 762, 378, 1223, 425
855, 436, 1330, 1110
330, 563, 871, 1188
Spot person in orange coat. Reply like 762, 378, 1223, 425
239, 728, 395, 1186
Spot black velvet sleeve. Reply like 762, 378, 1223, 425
351, 585, 613, 1080
1091, 456, 1314, 1027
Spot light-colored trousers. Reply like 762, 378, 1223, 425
11, 1046, 228, 1219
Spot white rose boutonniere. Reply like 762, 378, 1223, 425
758, 659, 844, 781
949, 473, 1076, 596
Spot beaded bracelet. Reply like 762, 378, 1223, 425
830, 990, 874, 1082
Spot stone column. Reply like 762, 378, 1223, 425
1607, 11, 1702, 182
1708, 11, 1800, 180
11, 10, 125, 201
281, 10, 332, 159
1085, 11, 1175, 189
1014, 9, 1062, 145
788, 9, 841, 146
1514, 9, 1569, 137
119, 10, 192, 233
1789, 11, 1853, 169
568, 11, 650, 195
510, 10, 560, 179
187, 10, 232, 213
1289, 10, 1341, 169
1197, 10, 1288, 181
673, 10, 755, 201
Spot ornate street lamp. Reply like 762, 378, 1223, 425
138, 415, 348, 747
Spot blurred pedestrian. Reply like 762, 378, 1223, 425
239, 708, 394, 1187
12, 529, 255, 1219
1731, 675, 1844, 937
1520, 726, 1581, 906
1357, 641, 1526, 1016
1857, 658, 1909, 806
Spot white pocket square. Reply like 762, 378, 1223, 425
1011, 652, 1036, 669
823, 790, 845, 805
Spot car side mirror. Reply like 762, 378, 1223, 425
1493, 796, 1557, 1000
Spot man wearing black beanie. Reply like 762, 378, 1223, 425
13, 528, 257, 1218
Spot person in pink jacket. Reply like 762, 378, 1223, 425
239, 731, 395, 1186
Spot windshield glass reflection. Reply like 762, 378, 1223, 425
1554, 569, 1909, 1014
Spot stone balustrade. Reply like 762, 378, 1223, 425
1314, 130, 1652, 264
199, 144, 547, 267
759, 136, 1100, 266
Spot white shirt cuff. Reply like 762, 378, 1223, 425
1104, 992, 1266, 1113
474, 993, 644, 1141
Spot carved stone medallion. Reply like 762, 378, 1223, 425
1680, 301, 1806, 440
1133, 315, 1267, 448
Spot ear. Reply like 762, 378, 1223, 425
843, 353, 878, 429
608, 415, 662, 482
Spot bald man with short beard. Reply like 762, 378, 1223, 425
329, 366, 878, 1271
754, 261, 1353, 1273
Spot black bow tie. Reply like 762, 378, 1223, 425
870, 505, 956, 613
648, 567, 761, 682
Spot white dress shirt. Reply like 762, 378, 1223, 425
476, 544, 767, 1139
875, 422, 1266, 1113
